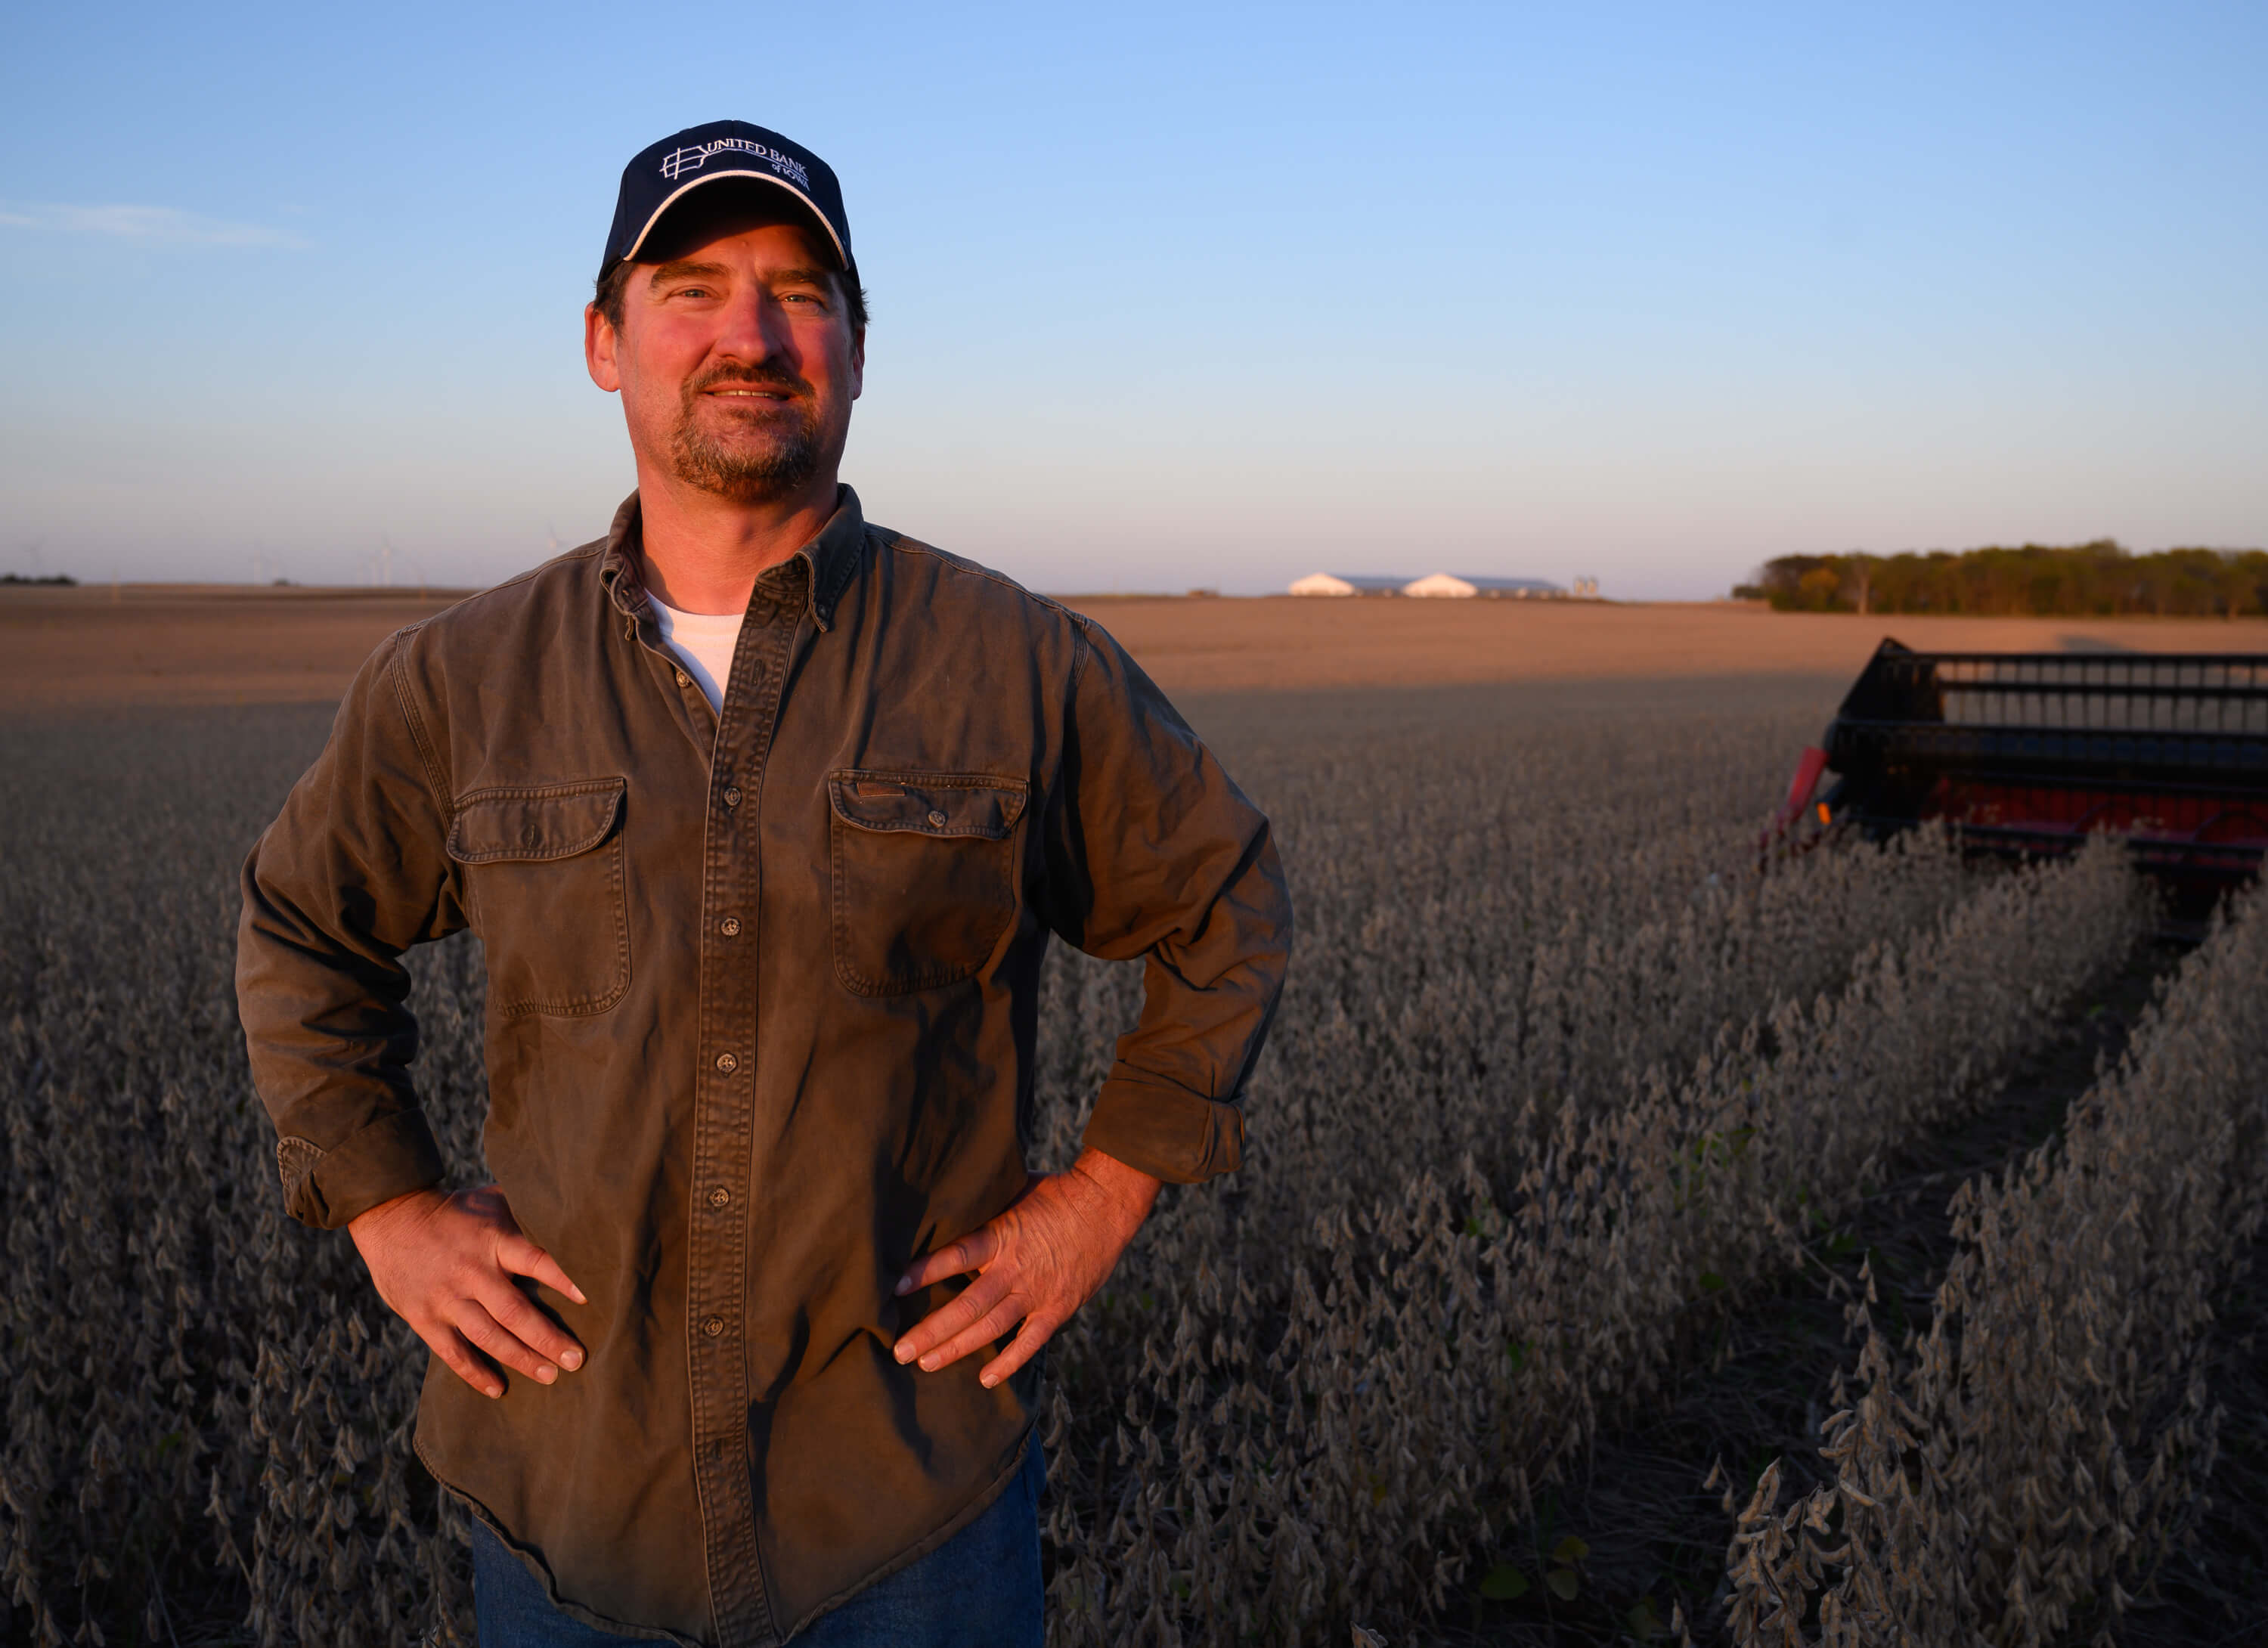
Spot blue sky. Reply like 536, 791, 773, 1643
2, 2, 2262, 597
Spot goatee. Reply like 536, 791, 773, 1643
668, 364, 825, 505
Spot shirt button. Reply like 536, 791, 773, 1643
708, 1187, 730, 1208
715, 1052, 739, 1073
927, 810, 948, 828
674, 669, 689, 688
723, 785, 742, 808
720, 915, 741, 937
702, 1316, 725, 1338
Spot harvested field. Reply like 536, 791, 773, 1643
5, 597, 2265, 1646
10, 581, 2268, 709
1058, 600, 2268, 696
0, 585, 479, 713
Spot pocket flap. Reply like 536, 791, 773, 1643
827, 771, 1028, 840
448, 779, 627, 863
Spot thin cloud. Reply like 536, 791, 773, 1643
0, 203, 308, 248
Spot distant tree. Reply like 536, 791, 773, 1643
1734, 542, 2268, 617
1845, 554, 1876, 615
1796, 566, 1841, 611
1, 572, 76, 587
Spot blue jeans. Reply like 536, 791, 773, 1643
470, 1441, 1045, 1646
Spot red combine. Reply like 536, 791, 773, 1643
1776, 640, 2268, 901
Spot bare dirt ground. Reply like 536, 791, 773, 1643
7, 583, 2268, 711
1067, 597, 2268, 695
0, 584, 479, 712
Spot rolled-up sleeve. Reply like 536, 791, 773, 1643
236, 631, 462, 1228
1037, 618, 1293, 1184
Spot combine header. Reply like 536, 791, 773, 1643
1777, 640, 2268, 895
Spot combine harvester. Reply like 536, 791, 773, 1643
1776, 640, 2268, 915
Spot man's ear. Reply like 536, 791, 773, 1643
848, 326, 865, 402
585, 303, 621, 393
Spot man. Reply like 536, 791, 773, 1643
235, 120, 1291, 1647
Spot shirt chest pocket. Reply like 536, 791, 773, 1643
828, 770, 1029, 996
445, 779, 631, 1018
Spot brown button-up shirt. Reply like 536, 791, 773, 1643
235, 489, 1291, 1645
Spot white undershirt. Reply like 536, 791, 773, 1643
651, 597, 745, 713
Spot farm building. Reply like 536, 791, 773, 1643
1402, 572, 1569, 599
1289, 573, 1407, 596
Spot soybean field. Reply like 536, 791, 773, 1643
5, 674, 2264, 1646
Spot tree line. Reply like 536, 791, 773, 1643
1732, 541, 2268, 617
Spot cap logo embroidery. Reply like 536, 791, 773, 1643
660, 138, 812, 191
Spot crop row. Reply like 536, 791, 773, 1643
1034, 838, 2149, 1644
1724, 874, 2268, 1648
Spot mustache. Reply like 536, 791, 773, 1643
687, 360, 813, 400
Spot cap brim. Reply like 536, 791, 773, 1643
620, 169, 850, 271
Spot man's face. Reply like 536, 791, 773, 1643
585, 205, 863, 507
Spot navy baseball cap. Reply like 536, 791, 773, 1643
600, 120, 855, 283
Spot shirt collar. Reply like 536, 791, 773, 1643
599, 485, 866, 632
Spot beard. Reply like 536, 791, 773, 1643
666, 361, 827, 504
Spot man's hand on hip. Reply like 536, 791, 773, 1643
347, 1185, 589, 1400
892, 1148, 1162, 1389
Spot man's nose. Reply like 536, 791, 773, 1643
712, 287, 790, 364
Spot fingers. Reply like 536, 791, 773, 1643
483, 1279, 587, 1374
977, 1311, 1063, 1390
450, 1297, 565, 1389
358, 1186, 596, 1397
496, 1231, 588, 1307
407, 1275, 584, 1399
894, 1225, 1000, 1296
891, 1169, 1142, 1384
894, 1267, 1010, 1368
917, 1290, 1031, 1375
424, 1324, 505, 1401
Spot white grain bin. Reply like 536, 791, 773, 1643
1401, 573, 1567, 599
1289, 573, 1405, 596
